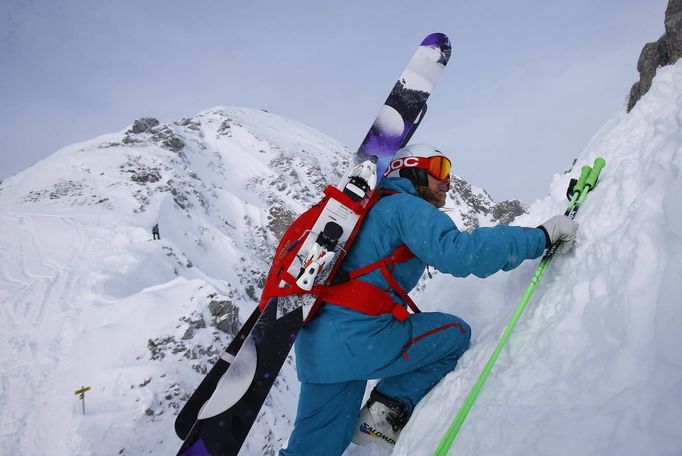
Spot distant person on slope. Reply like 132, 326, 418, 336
279, 144, 578, 455
152, 223, 161, 240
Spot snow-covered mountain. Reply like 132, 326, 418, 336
0, 106, 521, 456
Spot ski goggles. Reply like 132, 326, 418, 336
415, 156, 452, 181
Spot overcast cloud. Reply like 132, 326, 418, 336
0, 0, 668, 202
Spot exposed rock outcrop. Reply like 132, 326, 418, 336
628, 0, 682, 111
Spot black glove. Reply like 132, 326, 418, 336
538, 215, 578, 254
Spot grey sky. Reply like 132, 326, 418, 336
0, 0, 668, 202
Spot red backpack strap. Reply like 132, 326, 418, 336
323, 279, 411, 321
377, 246, 421, 315
322, 244, 422, 321
345, 245, 414, 280
323, 185, 367, 214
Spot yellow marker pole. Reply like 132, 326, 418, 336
74, 386, 92, 414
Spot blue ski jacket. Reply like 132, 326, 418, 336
295, 177, 547, 383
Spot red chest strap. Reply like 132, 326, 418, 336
344, 244, 414, 280
322, 244, 422, 321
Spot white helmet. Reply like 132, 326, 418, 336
384, 144, 451, 186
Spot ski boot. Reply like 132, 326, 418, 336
352, 389, 409, 449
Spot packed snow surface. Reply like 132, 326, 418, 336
1, 60, 681, 456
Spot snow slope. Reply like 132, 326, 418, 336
393, 62, 682, 455
0, 106, 516, 456
0, 107, 351, 455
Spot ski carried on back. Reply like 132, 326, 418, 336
175, 33, 452, 456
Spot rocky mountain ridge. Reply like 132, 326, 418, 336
628, 0, 682, 111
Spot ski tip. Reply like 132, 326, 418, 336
422, 33, 451, 48
421, 33, 451, 64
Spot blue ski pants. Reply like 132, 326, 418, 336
279, 308, 471, 456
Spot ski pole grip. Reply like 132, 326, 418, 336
573, 165, 592, 194
585, 157, 606, 189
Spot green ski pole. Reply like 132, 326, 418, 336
434, 157, 605, 456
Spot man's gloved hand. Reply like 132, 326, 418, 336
538, 215, 579, 254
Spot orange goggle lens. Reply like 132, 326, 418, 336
423, 156, 451, 180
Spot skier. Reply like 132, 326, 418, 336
279, 144, 578, 455
152, 223, 160, 240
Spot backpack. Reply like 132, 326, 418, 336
259, 185, 421, 323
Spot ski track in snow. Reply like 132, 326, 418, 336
0, 213, 89, 454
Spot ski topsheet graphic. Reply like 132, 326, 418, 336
175, 33, 452, 456
358, 32, 451, 178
